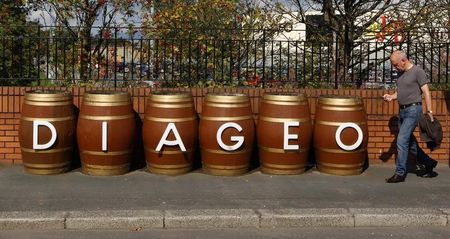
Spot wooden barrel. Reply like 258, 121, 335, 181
313, 95, 368, 175
19, 90, 76, 175
143, 91, 198, 175
77, 91, 136, 176
199, 93, 255, 176
257, 93, 312, 174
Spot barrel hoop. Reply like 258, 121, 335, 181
83, 92, 130, 103
262, 162, 305, 169
23, 161, 70, 169
82, 165, 129, 176
23, 100, 73, 106
259, 116, 310, 123
317, 167, 363, 175
145, 147, 195, 154
82, 101, 132, 107
317, 161, 364, 169
201, 147, 252, 155
147, 103, 193, 108
24, 96, 71, 102
204, 102, 250, 108
147, 166, 191, 175
21, 146, 73, 153
144, 116, 197, 123
315, 147, 367, 154
24, 91, 71, 102
78, 114, 134, 121
82, 163, 130, 171
80, 149, 133, 156
200, 115, 252, 121
262, 93, 306, 102
262, 100, 308, 106
318, 96, 362, 106
261, 167, 305, 175
21, 115, 76, 122
315, 120, 367, 126
319, 106, 364, 111
205, 94, 249, 103
258, 145, 308, 153
148, 163, 191, 169
149, 93, 192, 102
203, 164, 248, 170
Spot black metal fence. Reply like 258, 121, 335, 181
0, 26, 449, 89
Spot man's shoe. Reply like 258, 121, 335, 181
425, 160, 438, 172
385, 174, 406, 183
416, 164, 427, 177
417, 160, 438, 178
421, 171, 438, 178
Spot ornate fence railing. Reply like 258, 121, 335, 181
0, 26, 449, 89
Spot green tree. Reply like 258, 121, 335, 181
30, 0, 154, 83
141, 0, 283, 87
0, 0, 37, 85
264, 0, 434, 88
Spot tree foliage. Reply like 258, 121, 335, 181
0, 0, 38, 85
142, 0, 282, 38
263, 0, 441, 86
0, 0, 29, 36
29, 0, 154, 83
139, 0, 284, 87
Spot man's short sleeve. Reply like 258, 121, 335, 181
417, 67, 429, 86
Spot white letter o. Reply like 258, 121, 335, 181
335, 123, 363, 151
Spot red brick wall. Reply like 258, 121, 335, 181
1, 87, 449, 166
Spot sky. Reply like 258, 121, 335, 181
27, 1, 306, 27
27, 3, 144, 28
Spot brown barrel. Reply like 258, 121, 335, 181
19, 90, 76, 175
199, 93, 255, 176
257, 93, 312, 174
313, 95, 368, 175
143, 92, 198, 175
77, 91, 136, 176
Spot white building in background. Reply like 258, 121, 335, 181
273, 13, 306, 42
272, 8, 414, 43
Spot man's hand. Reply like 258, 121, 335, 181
427, 112, 434, 122
383, 94, 394, 102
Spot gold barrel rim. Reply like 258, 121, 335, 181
205, 93, 249, 103
83, 91, 130, 103
149, 91, 193, 103
318, 95, 362, 106
202, 164, 249, 176
263, 92, 306, 102
81, 163, 130, 176
25, 90, 72, 102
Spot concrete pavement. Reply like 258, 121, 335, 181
0, 165, 449, 230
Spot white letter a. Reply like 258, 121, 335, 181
156, 123, 186, 152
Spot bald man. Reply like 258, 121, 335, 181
382, 50, 437, 183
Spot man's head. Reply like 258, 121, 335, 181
390, 50, 411, 72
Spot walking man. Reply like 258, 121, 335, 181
383, 50, 437, 183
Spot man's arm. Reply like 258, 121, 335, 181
421, 84, 434, 121
383, 92, 397, 102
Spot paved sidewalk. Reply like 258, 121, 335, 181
0, 165, 449, 229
